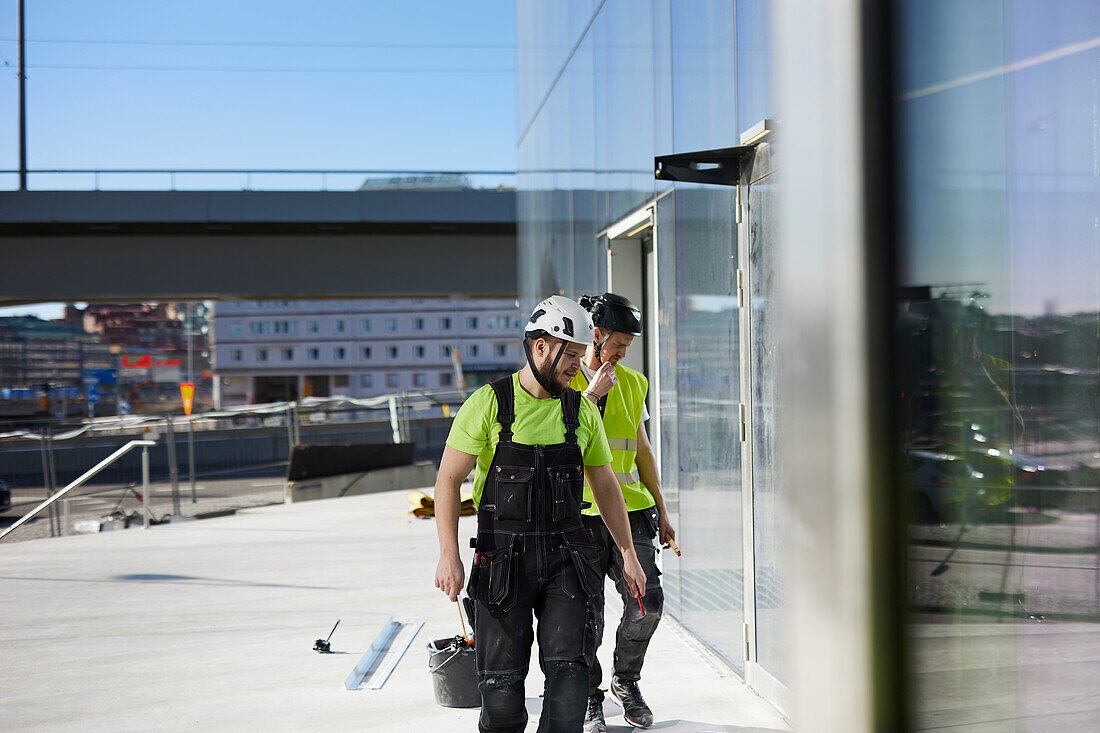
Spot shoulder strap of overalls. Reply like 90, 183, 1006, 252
560, 388, 581, 445
489, 376, 515, 442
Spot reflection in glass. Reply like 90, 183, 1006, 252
897, 2, 1100, 728
748, 178, 787, 684
656, 195, 682, 618
518, 0, 787, 680
665, 186, 744, 670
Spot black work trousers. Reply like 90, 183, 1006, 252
471, 532, 600, 733
581, 507, 664, 695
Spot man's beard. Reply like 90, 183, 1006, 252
539, 356, 571, 396
544, 365, 569, 396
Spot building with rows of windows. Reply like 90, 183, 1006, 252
210, 299, 523, 405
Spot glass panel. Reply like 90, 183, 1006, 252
670, 0, 736, 152
653, 0, 675, 193
660, 0, 744, 670
568, 36, 603, 296
655, 195, 682, 619
669, 185, 743, 670
568, 0, 600, 49
518, 98, 560, 305
592, 9, 611, 231
735, 0, 771, 134
747, 174, 788, 683
897, 1, 1100, 729
518, 0, 752, 677
516, 0, 571, 133
604, 0, 656, 222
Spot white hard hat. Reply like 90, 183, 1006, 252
524, 295, 594, 346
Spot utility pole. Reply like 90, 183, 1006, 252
17, 0, 27, 190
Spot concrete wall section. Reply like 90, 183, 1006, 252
0, 189, 516, 225
285, 462, 437, 503
0, 232, 516, 302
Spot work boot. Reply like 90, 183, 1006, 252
611, 676, 653, 728
583, 693, 606, 732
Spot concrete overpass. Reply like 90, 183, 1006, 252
0, 188, 516, 304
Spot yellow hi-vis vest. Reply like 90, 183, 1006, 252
570, 363, 654, 515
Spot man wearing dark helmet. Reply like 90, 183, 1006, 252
571, 293, 676, 731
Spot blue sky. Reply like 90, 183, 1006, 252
0, 0, 517, 319
0, 1, 516, 172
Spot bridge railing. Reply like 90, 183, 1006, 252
0, 169, 516, 192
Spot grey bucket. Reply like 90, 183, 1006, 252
427, 638, 480, 708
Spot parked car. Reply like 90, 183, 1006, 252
959, 449, 1070, 510
905, 451, 987, 523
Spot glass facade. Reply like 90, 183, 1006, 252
517, 0, 781, 683
897, 1, 1100, 729
519, 0, 1098, 726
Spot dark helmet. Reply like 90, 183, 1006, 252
578, 293, 642, 336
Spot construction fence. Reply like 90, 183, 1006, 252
0, 391, 464, 541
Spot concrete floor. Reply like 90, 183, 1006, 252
0, 489, 789, 732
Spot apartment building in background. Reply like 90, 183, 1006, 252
0, 316, 113, 392
210, 298, 523, 406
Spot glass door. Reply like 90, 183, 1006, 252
740, 163, 791, 713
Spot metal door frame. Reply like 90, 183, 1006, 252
601, 196, 667, 467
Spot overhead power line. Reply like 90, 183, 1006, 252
0, 37, 518, 49
25, 63, 515, 73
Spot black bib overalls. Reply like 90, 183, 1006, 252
467, 377, 603, 733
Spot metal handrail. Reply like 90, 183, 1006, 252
0, 440, 156, 541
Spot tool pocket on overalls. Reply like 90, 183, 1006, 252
561, 539, 602, 599
548, 465, 584, 522
489, 465, 534, 522
472, 536, 519, 611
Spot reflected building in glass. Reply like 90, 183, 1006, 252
517, 0, 1099, 729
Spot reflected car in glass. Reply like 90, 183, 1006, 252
959, 449, 1071, 511
905, 451, 986, 523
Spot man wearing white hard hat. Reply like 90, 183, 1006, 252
434, 294, 646, 733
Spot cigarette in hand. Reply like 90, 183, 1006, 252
666, 537, 681, 556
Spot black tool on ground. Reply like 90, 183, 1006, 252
314, 619, 341, 653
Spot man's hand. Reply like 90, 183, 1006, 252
435, 553, 465, 602
621, 550, 647, 599
657, 509, 677, 552
586, 361, 618, 398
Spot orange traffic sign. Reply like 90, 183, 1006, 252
180, 382, 195, 415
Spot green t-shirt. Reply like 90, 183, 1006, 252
445, 372, 612, 507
